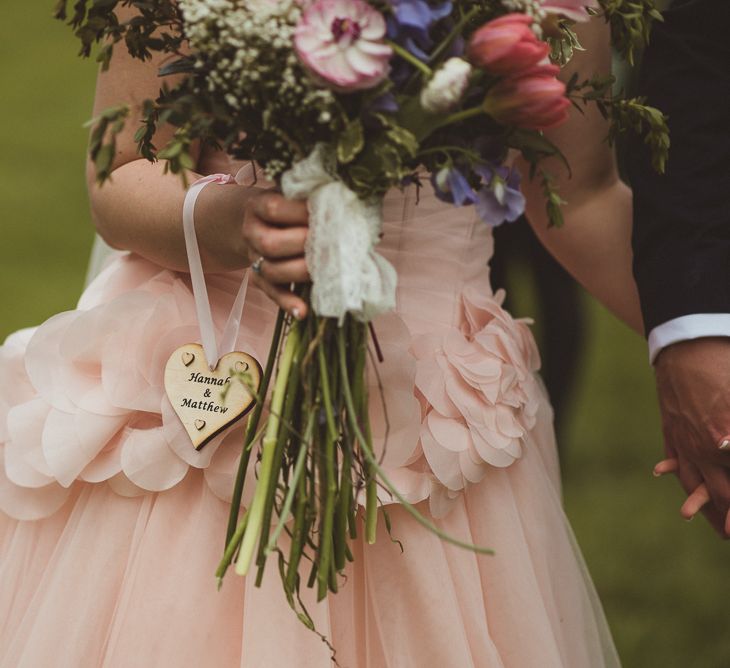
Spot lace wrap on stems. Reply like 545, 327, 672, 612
281, 143, 397, 322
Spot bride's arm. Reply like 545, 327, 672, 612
86, 25, 256, 273
516, 17, 643, 334
86, 7, 309, 315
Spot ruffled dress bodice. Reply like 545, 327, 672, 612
0, 179, 542, 521
380, 179, 495, 336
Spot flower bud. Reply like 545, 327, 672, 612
467, 14, 549, 76
420, 58, 473, 113
483, 63, 570, 130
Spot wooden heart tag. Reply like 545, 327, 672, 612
164, 343, 262, 450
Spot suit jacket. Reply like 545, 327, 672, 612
628, 0, 730, 335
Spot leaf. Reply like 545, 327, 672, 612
373, 112, 418, 157
336, 118, 364, 164
158, 56, 195, 77
509, 130, 571, 177
179, 151, 195, 171
386, 124, 418, 157
94, 143, 115, 179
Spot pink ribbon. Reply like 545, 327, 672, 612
182, 173, 249, 370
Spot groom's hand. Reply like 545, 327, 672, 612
654, 338, 730, 537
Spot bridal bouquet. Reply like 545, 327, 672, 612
58, 0, 668, 644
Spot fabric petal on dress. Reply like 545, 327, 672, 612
420, 417, 464, 491
5, 399, 53, 487
42, 408, 126, 488
120, 425, 189, 492
24, 312, 80, 414
0, 445, 71, 521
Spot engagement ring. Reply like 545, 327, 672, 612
252, 256, 265, 275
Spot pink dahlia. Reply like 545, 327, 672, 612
294, 0, 392, 91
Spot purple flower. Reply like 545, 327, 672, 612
473, 164, 526, 226
386, 0, 452, 84
431, 166, 478, 206
369, 91, 399, 112
387, 0, 452, 44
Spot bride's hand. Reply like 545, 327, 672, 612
242, 191, 310, 319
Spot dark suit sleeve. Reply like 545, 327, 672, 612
628, 0, 730, 336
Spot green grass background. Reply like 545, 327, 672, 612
0, 5, 727, 667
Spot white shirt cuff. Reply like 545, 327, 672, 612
648, 314, 730, 364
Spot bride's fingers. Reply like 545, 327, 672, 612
251, 273, 307, 319
245, 217, 308, 260
673, 455, 728, 534
653, 458, 679, 477
252, 192, 309, 227
258, 256, 309, 285
680, 483, 711, 521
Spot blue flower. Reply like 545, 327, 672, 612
369, 92, 399, 113
387, 0, 452, 45
431, 166, 478, 206
385, 1, 455, 84
473, 164, 526, 227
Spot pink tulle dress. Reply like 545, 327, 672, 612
0, 171, 620, 667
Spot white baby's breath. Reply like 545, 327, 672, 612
420, 58, 473, 113
501, 0, 547, 36
180, 0, 334, 113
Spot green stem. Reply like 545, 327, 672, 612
336, 327, 495, 556
225, 309, 285, 546
216, 508, 249, 585
255, 340, 304, 585
316, 330, 339, 600
385, 39, 432, 78
438, 105, 485, 128
285, 448, 310, 593
429, 6, 480, 66
417, 145, 482, 162
236, 322, 302, 576
333, 430, 351, 568
348, 322, 378, 543
265, 417, 312, 556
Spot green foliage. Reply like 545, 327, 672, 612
568, 74, 670, 174
596, 0, 664, 65
54, 0, 183, 68
56, 0, 670, 228
540, 171, 567, 228
608, 98, 670, 173
85, 104, 129, 182
509, 129, 571, 178
336, 118, 364, 164
548, 20, 584, 67
378, 115, 419, 159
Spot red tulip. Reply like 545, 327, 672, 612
483, 63, 571, 130
467, 14, 550, 76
